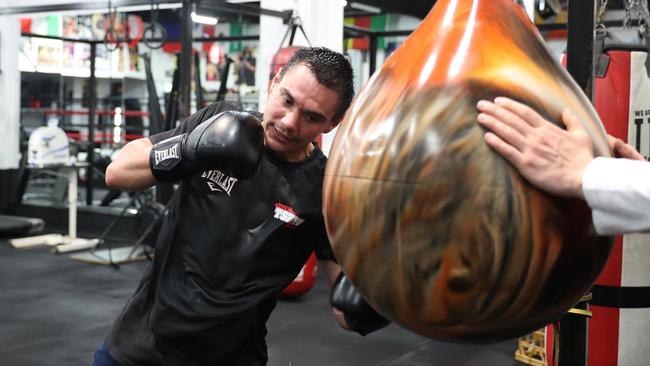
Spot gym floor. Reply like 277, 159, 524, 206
0, 239, 522, 366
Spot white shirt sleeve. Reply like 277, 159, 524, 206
582, 157, 650, 235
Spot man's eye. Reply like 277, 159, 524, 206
282, 95, 292, 105
307, 114, 323, 123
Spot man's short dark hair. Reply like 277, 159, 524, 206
278, 47, 355, 120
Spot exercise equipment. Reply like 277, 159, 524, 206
0, 215, 44, 237
216, 55, 234, 103
280, 252, 317, 298
569, 3, 650, 365
194, 52, 204, 109
9, 163, 99, 252
142, 0, 167, 50
70, 189, 164, 267
323, 0, 612, 342
104, 1, 144, 50
546, 3, 650, 364
269, 16, 310, 84
0, 129, 44, 237
11, 124, 100, 252
27, 124, 72, 167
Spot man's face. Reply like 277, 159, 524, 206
263, 64, 341, 161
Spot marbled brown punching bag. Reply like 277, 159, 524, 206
323, 0, 613, 342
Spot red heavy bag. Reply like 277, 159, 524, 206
546, 27, 650, 366
589, 28, 650, 366
280, 252, 318, 298
269, 46, 303, 82
268, 16, 310, 86
279, 128, 321, 299
276, 120, 322, 299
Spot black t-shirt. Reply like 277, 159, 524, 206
106, 101, 335, 366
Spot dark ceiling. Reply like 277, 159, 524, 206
189, 1, 437, 24
125, 1, 438, 35
0, 0, 436, 19
354, 0, 436, 19
0, 0, 628, 20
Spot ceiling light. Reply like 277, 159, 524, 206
191, 11, 218, 25
349, 2, 381, 14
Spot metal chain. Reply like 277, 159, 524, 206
624, 0, 634, 27
104, 0, 120, 52
597, 0, 609, 25
596, 0, 609, 36
623, 0, 650, 33
638, 0, 650, 35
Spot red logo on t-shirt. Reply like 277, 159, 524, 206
274, 203, 305, 228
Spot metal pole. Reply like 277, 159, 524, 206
179, 0, 193, 119
567, 0, 597, 97
559, 1, 597, 365
86, 42, 97, 205
368, 35, 378, 76
194, 53, 204, 110
557, 297, 591, 366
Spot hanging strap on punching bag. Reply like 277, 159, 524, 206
269, 16, 311, 81
281, 16, 312, 48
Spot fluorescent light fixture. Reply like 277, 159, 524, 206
349, 1, 381, 14
15, 3, 182, 17
192, 11, 218, 25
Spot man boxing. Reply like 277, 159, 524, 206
93, 47, 388, 366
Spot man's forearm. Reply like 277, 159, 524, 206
583, 157, 650, 235
319, 260, 343, 288
105, 138, 157, 192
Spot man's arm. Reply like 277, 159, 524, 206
475, 97, 594, 198
320, 259, 391, 336
319, 259, 343, 287
105, 138, 156, 192
106, 111, 264, 193
319, 260, 352, 331
476, 97, 650, 235
607, 135, 646, 160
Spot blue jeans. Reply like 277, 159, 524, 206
92, 342, 121, 366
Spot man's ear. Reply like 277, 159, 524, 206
268, 68, 283, 94
323, 117, 342, 134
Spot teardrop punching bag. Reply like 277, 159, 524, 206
323, 0, 613, 342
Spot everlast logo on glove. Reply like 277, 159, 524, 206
152, 135, 183, 170
149, 111, 263, 183
154, 145, 179, 165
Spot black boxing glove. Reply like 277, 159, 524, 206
330, 272, 391, 336
149, 111, 263, 181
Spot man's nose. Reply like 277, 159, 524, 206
280, 110, 300, 133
